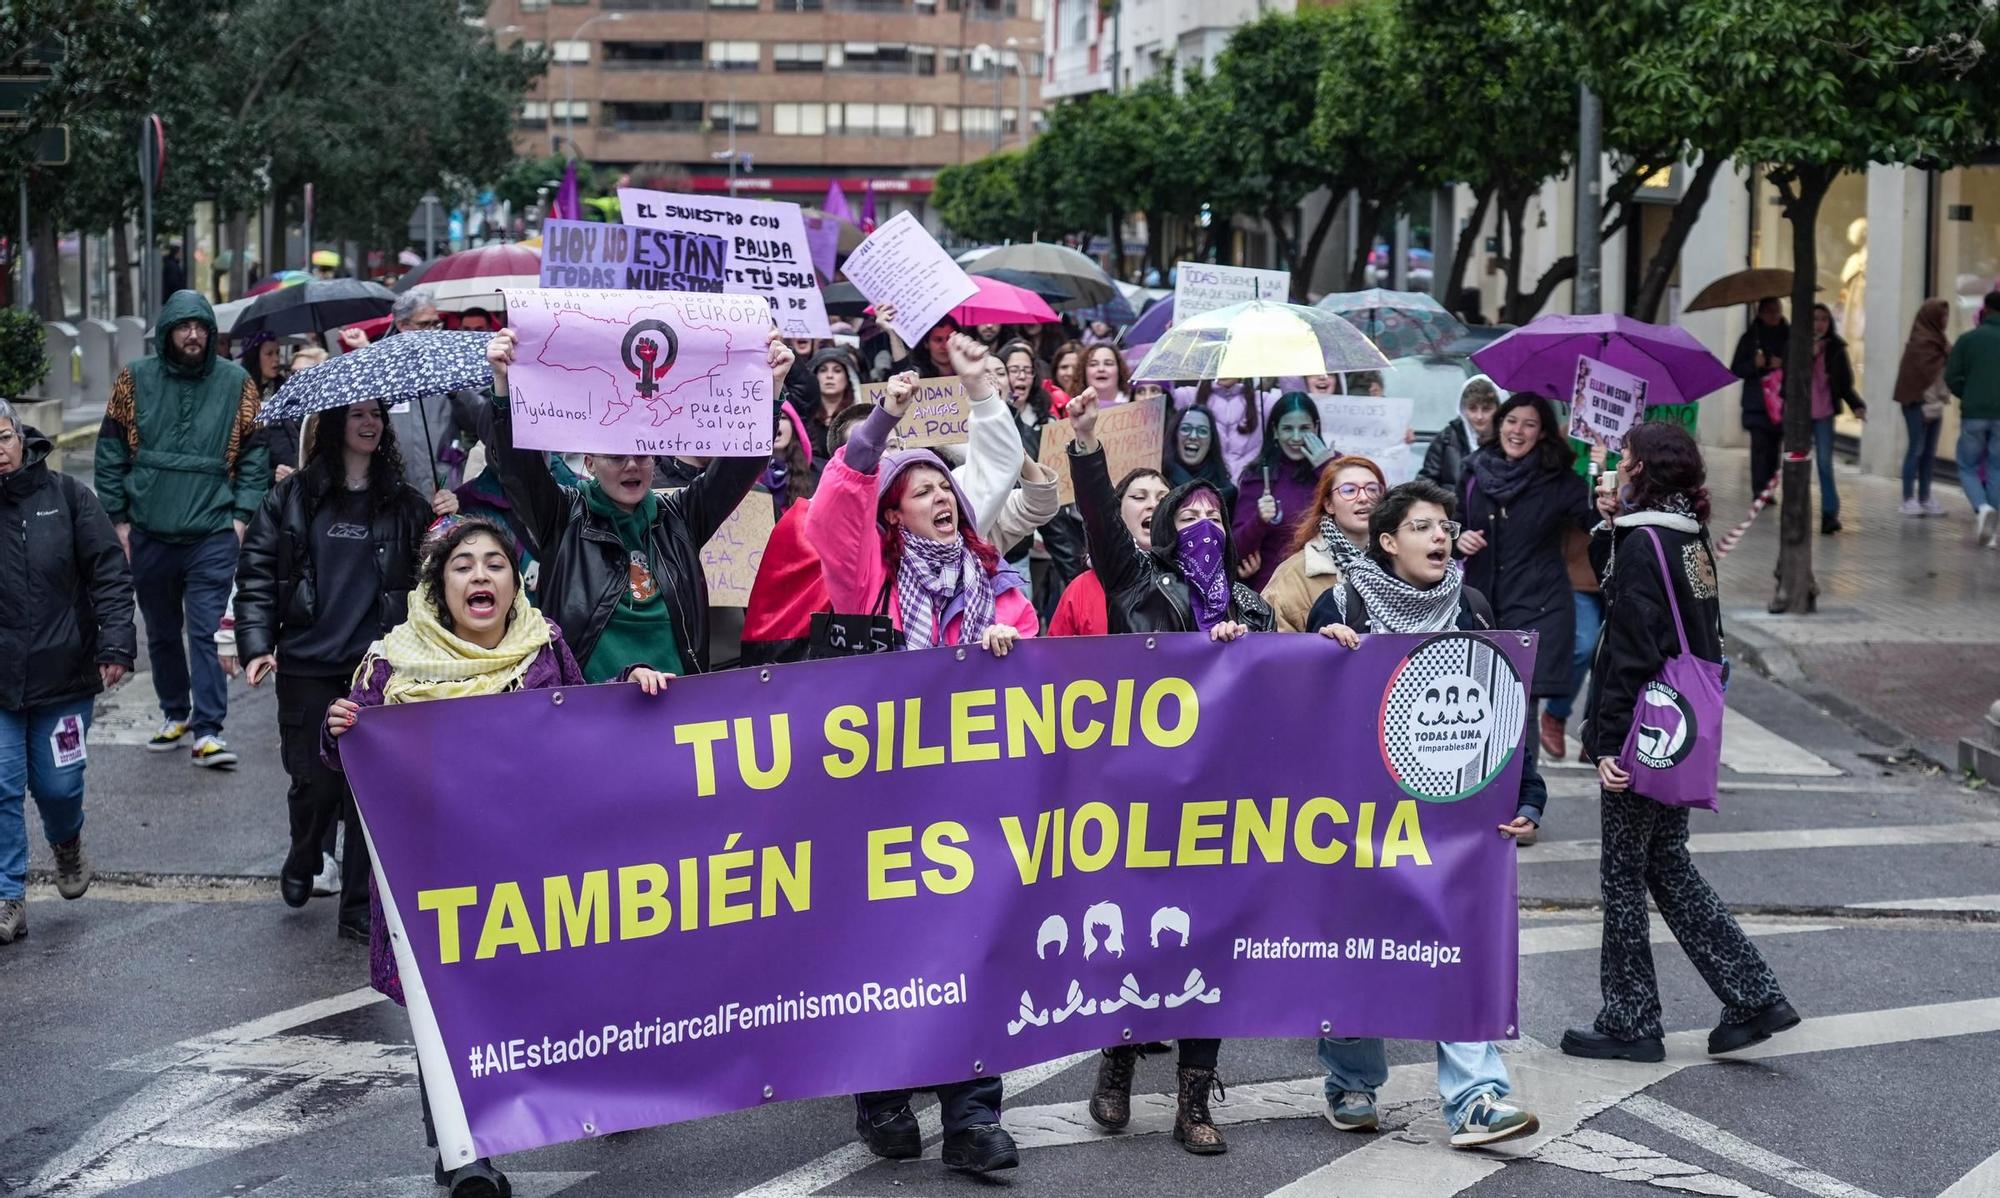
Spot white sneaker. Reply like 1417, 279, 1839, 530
310, 852, 339, 896
189, 736, 238, 768
1924, 498, 1948, 517
1901, 498, 1924, 517
1980, 505, 1998, 546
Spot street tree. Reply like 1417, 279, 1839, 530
935, 152, 1035, 246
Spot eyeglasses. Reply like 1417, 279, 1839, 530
404, 316, 445, 331
1403, 518, 1463, 537
1179, 425, 1213, 439
1335, 482, 1385, 501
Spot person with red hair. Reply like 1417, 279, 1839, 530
1260, 455, 1386, 632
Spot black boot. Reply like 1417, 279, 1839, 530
1709, 999, 1800, 1055
854, 1104, 921, 1159
1173, 1065, 1227, 1155
941, 1123, 1019, 1172
1821, 513, 1842, 535
1559, 1027, 1664, 1062
1088, 1046, 1138, 1129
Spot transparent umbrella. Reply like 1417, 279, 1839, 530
1130, 301, 1389, 382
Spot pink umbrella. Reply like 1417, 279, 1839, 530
951, 276, 1059, 326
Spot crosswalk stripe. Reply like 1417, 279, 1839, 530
1520, 821, 2000, 866
1544, 708, 1841, 779
1619, 1095, 1884, 1198
1847, 894, 2000, 913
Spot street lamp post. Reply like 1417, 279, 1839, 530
563, 12, 624, 160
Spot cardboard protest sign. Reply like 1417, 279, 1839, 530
618, 188, 831, 338
539, 219, 730, 293
1315, 393, 1416, 485
700, 494, 777, 607
1568, 354, 1648, 451
1174, 261, 1291, 325
1037, 396, 1166, 505
858, 377, 970, 448
840, 211, 979, 344
501, 288, 775, 457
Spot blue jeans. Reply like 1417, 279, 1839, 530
129, 528, 238, 739
1317, 1037, 1512, 1132
0, 697, 94, 899
1544, 591, 1605, 723
1903, 404, 1941, 501
1960, 419, 2000, 512
1813, 417, 1838, 517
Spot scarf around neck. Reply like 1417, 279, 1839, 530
367, 583, 551, 706
1175, 519, 1232, 631
1341, 554, 1466, 634
1466, 446, 1544, 506
1318, 515, 1363, 564
896, 529, 996, 649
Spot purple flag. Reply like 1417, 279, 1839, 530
343, 631, 1534, 1161
552, 159, 580, 223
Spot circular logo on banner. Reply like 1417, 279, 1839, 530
1379, 633, 1527, 802
1632, 680, 1697, 769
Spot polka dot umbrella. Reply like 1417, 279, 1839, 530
255, 331, 494, 427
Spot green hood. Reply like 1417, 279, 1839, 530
155, 289, 220, 380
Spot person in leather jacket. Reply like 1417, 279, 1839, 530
232, 398, 455, 932
482, 329, 794, 679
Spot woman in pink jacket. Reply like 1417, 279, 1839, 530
801, 338, 1033, 1174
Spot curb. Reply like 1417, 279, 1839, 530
1726, 618, 1958, 773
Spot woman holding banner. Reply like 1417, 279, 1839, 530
1259, 455, 1385, 632
1067, 387, 1270, 1156
804, 344, 1033, 1175
1563, 422, 1798, 1064
1306, 479, 1545, 1148
323, 518, 671, 1198
1045, 466, 1170, 637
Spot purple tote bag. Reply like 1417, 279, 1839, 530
1616, 528, 1724, 811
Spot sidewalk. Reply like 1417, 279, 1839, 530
1706, 444, 2000, 767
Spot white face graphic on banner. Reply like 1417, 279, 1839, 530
1006, 903, 1218, 1036
1381, 634, 1527, 802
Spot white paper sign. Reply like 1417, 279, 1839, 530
50, 714, 86, 767
1174, 261, 1292, 324
1314, 393, 1416, 485
840, 211, 978, 344
617, 188, 831, 338
1568, 354, 1648, 451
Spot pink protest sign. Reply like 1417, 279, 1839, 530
502, 288, 776, 458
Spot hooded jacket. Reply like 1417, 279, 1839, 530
1581, 511, 1725, 765
1071, 442, 1274, 636
95, 290, 269, 541
489, 396, 763, 673
1419, 374, 1499, 493
1892, 298, 1952, 410
0, 426, 137, 709
796, 347, 860, 463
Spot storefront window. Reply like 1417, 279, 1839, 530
1925, 165, 2000, 460
1751, 169, 1870, 438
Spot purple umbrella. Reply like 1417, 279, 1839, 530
1469, 313, 1736, 407
1121, 296, 1174, 347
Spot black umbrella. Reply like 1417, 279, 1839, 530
973, 268, 1073, 305
822, 281, 871, 317
234, 278, 399, 338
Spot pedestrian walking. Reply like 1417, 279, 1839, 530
803, 366, 1032, 1175
324, 518, 670, 1197
1260, 455, 1384, 632
231, 399, 455, 935
1457, 394, 1596, 735
1233, 393, 1329, 590
1809, 303, 1865, 534
0, 404, 135, 945
1561, 422, 1799, 1063
1538, 525, 1604, 763
1307, 478, 1543, 1147
484, 329, 788, 679
1891, 297, 1952, 517
1729, 298, 1790, 496
1945, 291, 2000, 547
1046, 467, 1169, 637
94, 289, 270, 768
1068, 387, 1271, 1155
1419, 375, 1501, 494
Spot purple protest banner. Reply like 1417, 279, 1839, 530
538, 219, 731, 293
343, 630, 1533, 1162
501, 287, 775, 457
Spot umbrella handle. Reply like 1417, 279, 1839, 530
416, 395, 441, 490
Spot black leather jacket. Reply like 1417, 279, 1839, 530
490, 399, 762, 673
233, 467, 432, 663
1070, 442, 1274, 635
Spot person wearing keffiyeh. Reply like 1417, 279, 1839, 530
1063, 386, 1272, 1157
1259, 455, 1386, 632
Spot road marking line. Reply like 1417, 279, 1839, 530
1517, 920, 1833, 956
111, 985, 387, 1073
1544, 709, 1840, 778
1534, 1127, 1780, 1196
1620, 1095, 1884, 1198
243, 1171, 595, 1197
1520, 821, 2000, 866
1940, 1147, 2000, 1197
1847, 894, 2000, 913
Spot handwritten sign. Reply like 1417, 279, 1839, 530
1174, 261, 1291, 325
501, 288, 775, 458
859, 377, 970, 448
699, 493, 777, 607
617, 188, 831, 338
1568, 355, 1648, 452
539, 219, 730, 293
840, 211, 979, 344
1037, 396, 1166, 505
1316, 393, 1415, 485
